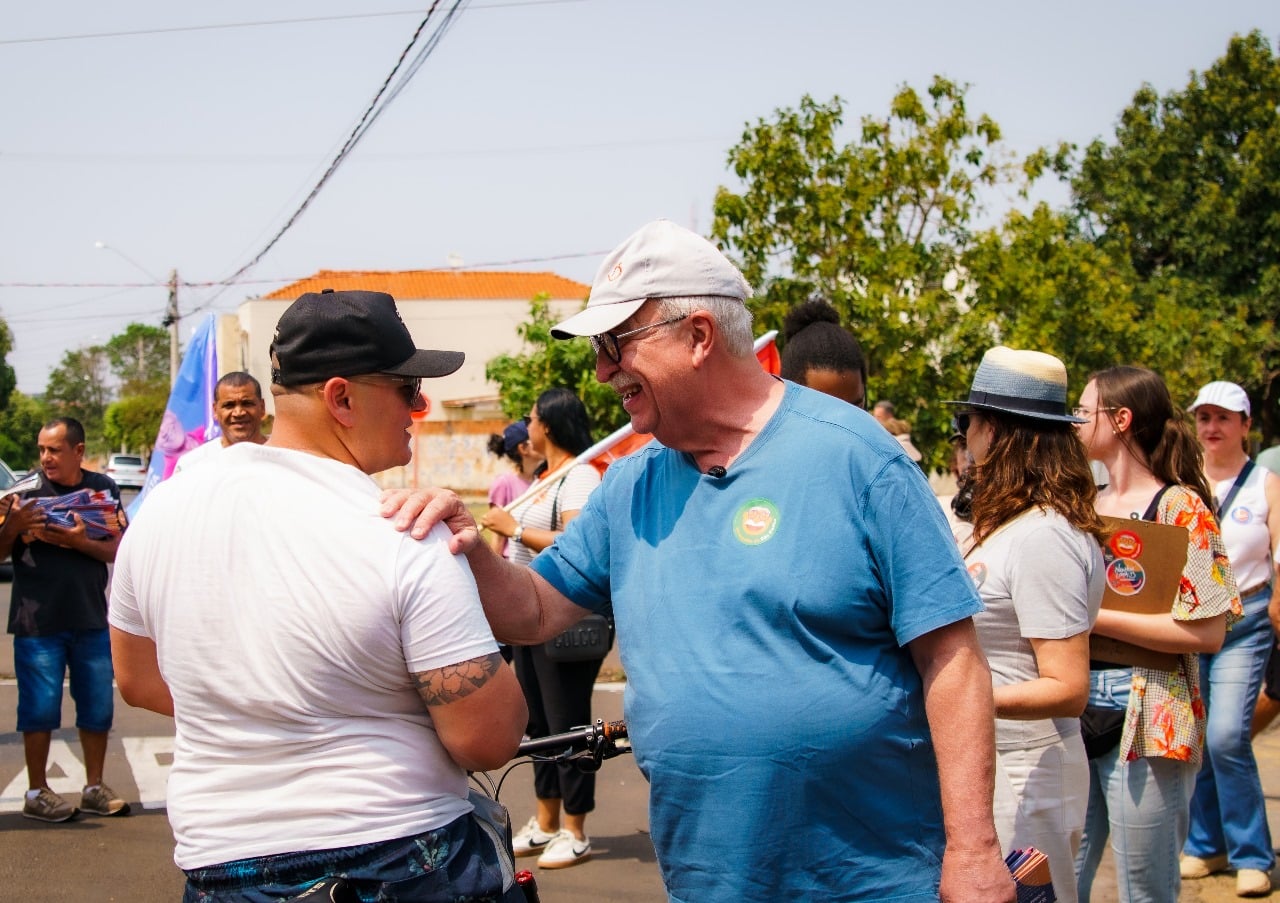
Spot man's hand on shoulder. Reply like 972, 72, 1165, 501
940, 843, 1016, 903
380, 487, 482, 553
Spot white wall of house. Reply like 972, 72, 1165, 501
223, 296, 584, 419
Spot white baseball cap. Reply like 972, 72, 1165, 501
1189, 381, 1251, 416
551, 219, 751, 339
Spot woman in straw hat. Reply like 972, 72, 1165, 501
946, 346, 1106, 903
1073, 366, 1241, 902
1179, 381, 1280, 896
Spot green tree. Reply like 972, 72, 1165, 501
485, 296, 625, 438
0, 390, 49, 470
0, 320, 18, 417
104, 322, 169, 397
46, 346, 111, 453
711, 80, 1052, 468
1071, 30, 1280, 439
103, 393, 167, 455
961, 204, 1144, 388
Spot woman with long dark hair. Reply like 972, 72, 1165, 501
1073, 366, 1241, 903
478, 388, 603, 870
948, 346, 1106, 903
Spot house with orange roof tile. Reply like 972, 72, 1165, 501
215, 268, 589, 495
222, 268, 589, 420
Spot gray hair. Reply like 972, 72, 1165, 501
654, 296, 755, 358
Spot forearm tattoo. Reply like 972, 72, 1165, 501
413, 652, 503, 706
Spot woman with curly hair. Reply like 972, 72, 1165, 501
1073, 366, 1241, 903
947, 346, 1106, 903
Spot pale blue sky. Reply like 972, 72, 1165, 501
3, 1, 1276, 392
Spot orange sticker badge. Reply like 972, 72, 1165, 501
1232, 506, 1252, 524
1106, 558, 1146, 596
1109, 530, 1142, 560
967, 561, 988, 589
733, 498, 780, 546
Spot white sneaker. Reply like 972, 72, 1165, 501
511, 817, 556, 858
537, 830, 591, 869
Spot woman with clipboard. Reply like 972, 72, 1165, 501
1073, 366, 1242, 903
1180, 381, 1280, 896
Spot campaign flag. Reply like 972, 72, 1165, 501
126, 313, 219, 518
502, 330, 779, 511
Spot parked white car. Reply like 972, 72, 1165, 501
106, 453, 148, 489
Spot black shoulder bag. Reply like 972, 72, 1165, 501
542, 467, 615, 663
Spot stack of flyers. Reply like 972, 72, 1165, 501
1005, 847, 1054, 903
30, 489, 121, 540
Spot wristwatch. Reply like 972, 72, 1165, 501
512, 525, 525, 545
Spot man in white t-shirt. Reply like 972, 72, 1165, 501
172, 371, 268, 474
108, 289, 528, 902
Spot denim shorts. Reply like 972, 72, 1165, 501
14, 629, 115, 733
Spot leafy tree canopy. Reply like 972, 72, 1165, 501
1071, 30, 1280, 438
485, 296, 625, 439
46, 346, 111, 453
104, 322, 169, 397
103, 393, 167, 457
711, 79, 1058, 468
0, 390, 49, 471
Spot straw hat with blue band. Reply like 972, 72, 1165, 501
944, 346, 1086, 424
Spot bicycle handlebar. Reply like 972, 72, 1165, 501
517, 718, 628, 755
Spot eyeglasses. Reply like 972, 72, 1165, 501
1071, 406, 1117, 419
348, 374, 423, 408
954, 412, 975, 434
589, 315, 689, 364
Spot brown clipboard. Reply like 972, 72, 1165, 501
1089, 516, 1188, 671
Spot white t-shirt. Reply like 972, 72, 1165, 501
110, 443, 498, 869
965, 507, 1104, 751
171, 436, 224, 474
1214, 464, 1275, 589
506, 463, 600, 568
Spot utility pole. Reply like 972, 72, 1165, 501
164, 269, 180, 387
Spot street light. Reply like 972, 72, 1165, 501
95, 241, 180, 387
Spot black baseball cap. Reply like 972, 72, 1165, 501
270, 289, 464, 386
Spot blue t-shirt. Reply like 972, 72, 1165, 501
531, 382, 983, 902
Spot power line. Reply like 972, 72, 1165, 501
213, 0, 469, 293
0, 0, 583, 46
0, 248, 611, 292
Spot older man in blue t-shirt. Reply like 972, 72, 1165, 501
392, 220, 1014, 903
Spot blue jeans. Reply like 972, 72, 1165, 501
14, 629, 114, 733
1075, 668, 1197, 903
182, 812, 524, 902
1184, 582, 1275, 870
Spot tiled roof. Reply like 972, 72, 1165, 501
264, 269, 589, 301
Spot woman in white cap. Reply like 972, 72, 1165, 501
1179, 381, 1280, 895
1072, 366, 1241, 903
947, 346, 1106, 903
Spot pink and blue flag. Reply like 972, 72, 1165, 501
126, 312, 219, 518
